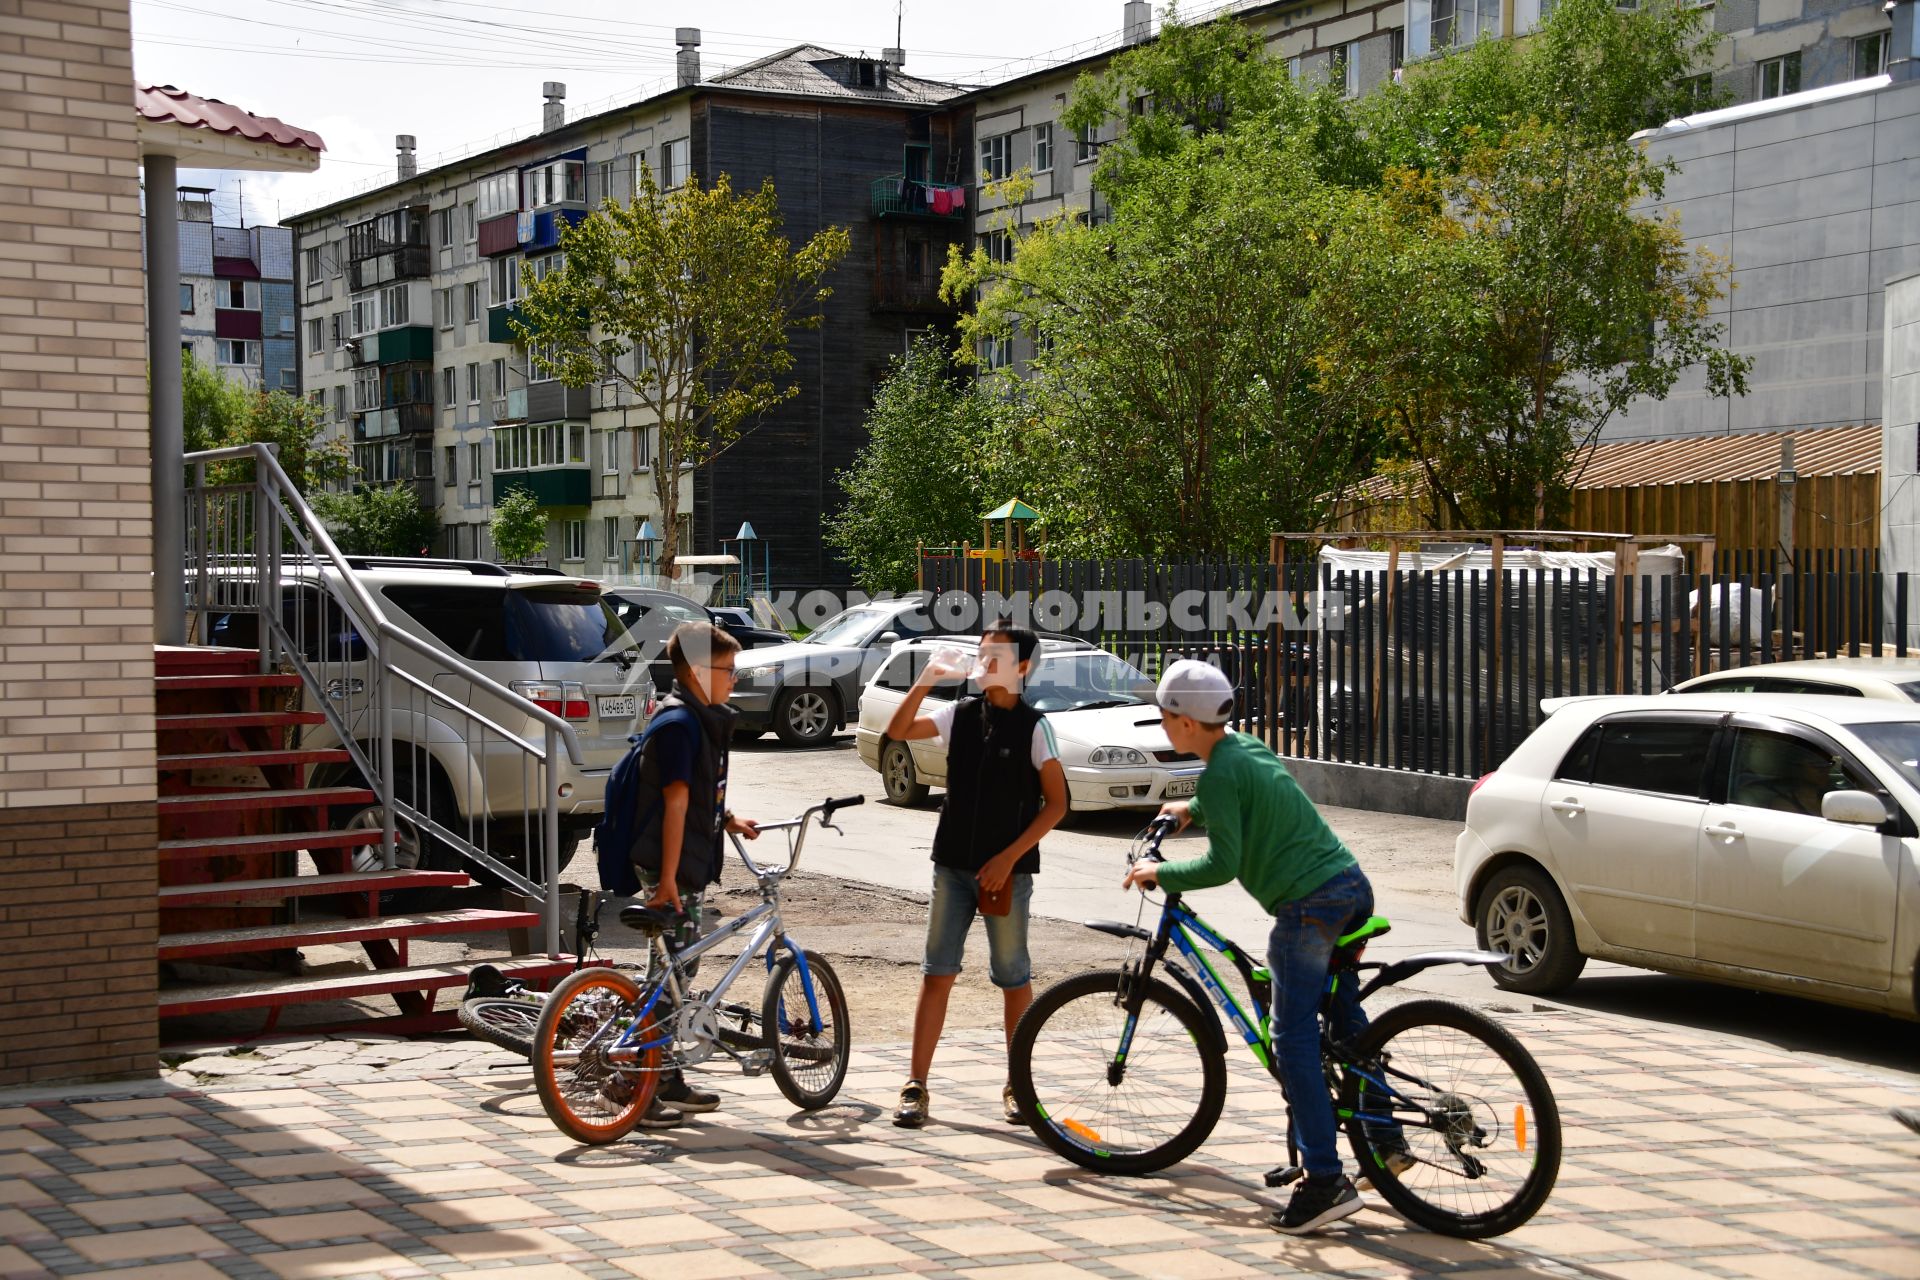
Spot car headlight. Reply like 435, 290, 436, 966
736, 665, 774, 683
1088, 746, 1149, 767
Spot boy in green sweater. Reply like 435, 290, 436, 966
1122, 659, 1387, 1234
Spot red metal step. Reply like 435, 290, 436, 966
156, 645, 260, 678
158, 956, 574, 1018
157, 710, 326, 731
160, 909, 540, 960
159, 748, 352, 771
160, 829, 380, 861
158, 786, 373, 815
161, 870, 469, 905
156, 673, 303, 692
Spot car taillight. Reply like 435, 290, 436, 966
511, 680, 590, 720
1470, 772, 1496, 796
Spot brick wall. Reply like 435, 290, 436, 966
0, 0, 158, 1083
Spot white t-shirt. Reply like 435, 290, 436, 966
924, 700, 1058, 770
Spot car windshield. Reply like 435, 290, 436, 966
1025, 652, 1157, 714
1898, 682, 1920, 702
804, 608, 888, 647
385, 584, 636, 664
1849, 721, 1920, 791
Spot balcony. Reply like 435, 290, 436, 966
494, 466, 589, 508
478, 213, 521, 257
347, 206, 430, 288
490, 387, 529, 424
354, 403, 433, 440
488, 303, 527, 345
872, 267, 955, 314
527, 380, 589, 422
872, 176, 966, 220
523, 207, 587, 254
372, 326, 433, 365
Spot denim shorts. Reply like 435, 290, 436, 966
922, 864, 1034, 989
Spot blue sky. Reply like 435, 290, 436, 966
130, 0, 1150, 225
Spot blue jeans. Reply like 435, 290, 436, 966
921, 864, 1034, 989
1267, 863, 1373, 1181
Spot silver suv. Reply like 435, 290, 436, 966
208, 558, 653, 880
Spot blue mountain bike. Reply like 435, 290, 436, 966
1008, 816, 1561, 1238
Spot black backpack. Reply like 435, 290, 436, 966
592, 704, 696, 897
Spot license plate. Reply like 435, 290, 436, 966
1163, 777, 1198, 797
597, 695, 637, 721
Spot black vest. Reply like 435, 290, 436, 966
632, 687, 735, 891
931, 693, 1044, 875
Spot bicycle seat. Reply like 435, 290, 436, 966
619, 904, 686, 936
1338, 915, 1392, 948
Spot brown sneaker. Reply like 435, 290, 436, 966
893, 1080, 930, 1129
1002, 1082, 1023, 1125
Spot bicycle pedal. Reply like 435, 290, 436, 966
1264, 1165, 1304, 1189
739, 1049, 773, 1077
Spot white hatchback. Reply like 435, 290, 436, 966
854, 637, 1205, 812
1671, 656, 1920, 702
1456, 693, 1920, 1017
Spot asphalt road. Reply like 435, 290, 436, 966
731, 731, 1920, 1083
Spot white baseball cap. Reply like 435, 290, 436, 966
1156, 659, 1235, 725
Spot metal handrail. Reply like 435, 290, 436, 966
182, 442, 590, 953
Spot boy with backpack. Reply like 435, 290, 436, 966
595, 620, 759, 1129
1122, 658, 1400, 1235
882, 623, 1068, 1129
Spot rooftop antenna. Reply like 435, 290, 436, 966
896, 0, 903, 50
236, 176, 246, 227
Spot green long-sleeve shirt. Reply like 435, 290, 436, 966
1154, 732, 1356, 912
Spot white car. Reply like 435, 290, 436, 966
1672, 656, 1920, 702
854, 636, 1204, 812
1456, 692, 1920, 1018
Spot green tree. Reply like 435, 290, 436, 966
946, 128, 1389, 558
490, 488, 547, 565
312, 484, 441, 556
516, 164, 849, 581
180, 350, 347, 495
826, 336, 1009, 593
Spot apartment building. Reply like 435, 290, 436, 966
164, 187, 296, 391
289, 39, 970, 586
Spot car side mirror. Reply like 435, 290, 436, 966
1821, 789, 1892, 827
874, 631, 901, 646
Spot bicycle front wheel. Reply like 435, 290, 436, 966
1341, 999, 1561, 1238
1010, 969, 1226, 1175
763, 951, 850, 1110
531, 968, 663, 1145
458, 994, 543, 1059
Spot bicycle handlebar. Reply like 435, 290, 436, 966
730, 795, 865, 880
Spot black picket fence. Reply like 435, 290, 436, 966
922, 555, 1918, 780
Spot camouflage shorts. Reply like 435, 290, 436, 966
633, 869, 704, 983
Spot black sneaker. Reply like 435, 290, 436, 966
893, 1080, 930, 1129
636, 1098, 686, 1130
1272, 1174, 1363, 1235
660, 1075, 721, 1115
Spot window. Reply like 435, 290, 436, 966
331, 385, 346, 421
306, 318, 323, 353
602, 428, 621, 473
463, 201, 477, 242
660, 138, 689, 189
982, 229, 1013, 265
596, 159, 615, 204
1854, 31, 1890, 80
461, 282, 480, 325
435, 207, 454, 265
223, 279, 261, 310
1758, 52, 1801, 100
477, 171, 519, 220
1681, 73, 1714, 109
1390, 26, 1405, 72
466, 362, 480, 405
1409, 0, 1499, 57
178, 283, 194, 313
981, 334, 1011, 371
1029, 123, 1053, 174
633, 424, 652, 470
562, 520, 586, 562
350, 293, 378, 337
441, 366, 456, 409
466, 441, 482, 505
379, 283, 409, 328
488, 256, 521, 307
1583, 720, 1718, 798
523, 158, 586, 209
303, 245, 322, 281
1725, 729, 1865, 817
444, 445, 458, 486
1074, 123, 1098, 164
979, 133, 1011, 183
530, 253, 566, 282
1340, 42, 1360, 97
353, 366, 380, 411
602, 515, 619, 562
218, 339, 260, 367
490, 357, 507, 399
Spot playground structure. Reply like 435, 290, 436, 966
616, 520, 772, 610
918, 499, 1043, 584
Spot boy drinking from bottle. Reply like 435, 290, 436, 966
883, 623, 1068, 1129
1122, 659, 1400, 1234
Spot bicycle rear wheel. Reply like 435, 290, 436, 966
1340, 999, 1560, 1238
1009, 969, 1226, 1175
531, 968, 663, 1145
763, 951, 850, 1110
458, 994, 542, 1059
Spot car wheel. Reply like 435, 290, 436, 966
1475, 864, 1587, 995
881, 740, 929, 806
773, 686, 837, 748
331, 771, 458, 875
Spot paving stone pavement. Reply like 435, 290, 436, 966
3, 1005, 1919, 1280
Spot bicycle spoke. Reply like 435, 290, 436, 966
1025, 982, 1207, 1156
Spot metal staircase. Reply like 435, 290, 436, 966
160, 445, 582, 1038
